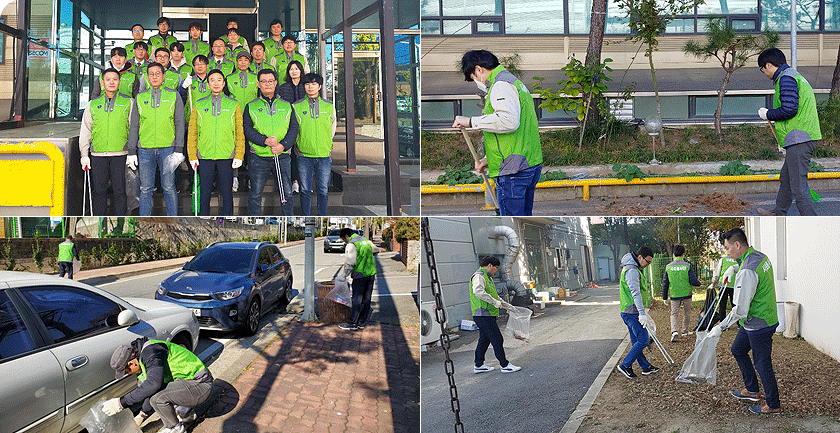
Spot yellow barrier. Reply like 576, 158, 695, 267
0, 141, 65, 215
421, 172, 840, 201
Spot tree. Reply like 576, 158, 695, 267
590, 217, 657, 281
616, 0, 703, 150
585, 0, 609, 126
832, 43, 840, 99
684, 18, 778, 142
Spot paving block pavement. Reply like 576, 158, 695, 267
190, 321, 420, 433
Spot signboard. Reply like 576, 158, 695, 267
29, 41, 49, 60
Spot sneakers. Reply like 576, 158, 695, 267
157, 424, 185, 433
682, 331, 693, 337
175, 406, 196, 423
356, 322, 366, 330
730, 389, 760, 402
671, 332, 678, 342
642, 365, 659, 375
338, 322, 358, 331
749, 404, 781, 415
500, 363, 522, 373
474, 364, 494, 374
616, 363, 637, 379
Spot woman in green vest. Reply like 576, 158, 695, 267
187, 69, 245, 215
105, 337, 213, 433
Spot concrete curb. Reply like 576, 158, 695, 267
560, 334, 631, 433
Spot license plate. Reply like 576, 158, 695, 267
192, 309, 201, 317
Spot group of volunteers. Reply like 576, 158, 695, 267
80, 16, 336, 217
454, 48, 821, 216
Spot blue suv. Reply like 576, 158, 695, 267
155, 241, 293, 335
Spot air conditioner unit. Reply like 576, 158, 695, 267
421, 301, 439, 345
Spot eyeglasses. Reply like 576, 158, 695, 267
148, 72, 163, 77
259, 80, 276, 84
132, 29, 143, 33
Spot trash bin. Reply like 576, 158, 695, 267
317, 280, 350, 324
784, 301, 800, 339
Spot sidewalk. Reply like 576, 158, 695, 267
191, 320, 420, 433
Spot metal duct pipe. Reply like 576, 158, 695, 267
492, 225, 528, 297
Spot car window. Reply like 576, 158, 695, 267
186, 248, 254, 273
0, 291, 38, 360
259, 245, 281, 267
267, 245, 282, 264
19, 286, 121, 344
329, 230, 341, 236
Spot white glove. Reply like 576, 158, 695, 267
134, 412, 149, 426
190, 159, 199, 169
80, 156, 91, 171
639, 314, 656, 334
173, 152, 185, 165
722, 264, 739, 286
758, 107, 768, 120
126, 155, 138, 170
707, 325, 723, 339
500, 300, 515, 311
102, 398, 122, 416
708, 283, 714, 290
181, 75, 193, 89
232, 158, 242, 169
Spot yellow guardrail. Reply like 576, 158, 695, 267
0, 141, 65, 215
421, 172, 840, 202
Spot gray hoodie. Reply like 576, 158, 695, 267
620, 252, 647, 316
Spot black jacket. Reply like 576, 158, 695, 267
277, 81, 305, 104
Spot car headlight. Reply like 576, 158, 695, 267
215, 286, 244, 301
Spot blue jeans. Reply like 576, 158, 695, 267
297, 155, 331, 216
732, 326, 780, 409
137, 146, 177, 216
495, 164, 541, 216
473, 315, 509, 368
248, 153, 293, 216
620, 312, 652, 370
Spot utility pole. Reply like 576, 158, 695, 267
791, 0, 798, 69
299, 217, 317, 321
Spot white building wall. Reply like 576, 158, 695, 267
420, 217, 477, 329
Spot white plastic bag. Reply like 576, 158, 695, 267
79, 400, 142, 433
504, 306, 533, 340
675, 331, 720, 385
326, 280, 351, 307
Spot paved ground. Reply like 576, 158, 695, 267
421, 284, 627, 433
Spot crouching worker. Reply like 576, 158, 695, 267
104, 337, 213, 433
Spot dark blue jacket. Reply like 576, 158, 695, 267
767, 64, 799, 122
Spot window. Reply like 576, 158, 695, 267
19, 286, 121, 344
259, 245, 282, 266
505, 0, 564, 34
442, 0, 501, 16
0, 291, 37, 360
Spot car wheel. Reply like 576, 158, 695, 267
280, 277, 294, 310
241, 298, 261, 336
172, 333, 193, 352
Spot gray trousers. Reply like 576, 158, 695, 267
150, 379, 213, 428
774, 140, 817, 216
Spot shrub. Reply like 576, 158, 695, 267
719, 160, 754, 176
612, 164, 646, 182
436, 164, 482, 185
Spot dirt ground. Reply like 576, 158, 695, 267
591, 193, 750, 216
577, 301, 840, 433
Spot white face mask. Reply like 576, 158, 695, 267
474, 78, 487, 93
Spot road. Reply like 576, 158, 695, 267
421, 284, 630, 433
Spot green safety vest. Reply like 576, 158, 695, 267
736, 247, 779, 329
125, 41, 146, 61
246, 96, 293, 157
172, 64, 193, 81
249, 62, 275, 75
143, 69, 181, 91
148, 34, 179, 54
89, 93, 132, 153
183, 39, 209, 65
188, 75, 212, 111
482, 65, 543, 178
193, 94, 239, 159
208, 57, 236, 77
773, 68, 822, 148
225, 45, 250, 62
98, 70, 138, 98
349, 234, 376, 277
469, 268, 499, 317
665, 258, 693, 299
135, 88, 179, 149
138, 339, 207, 384
719, 256, 738, 287
58, 241, 74, 262
226, 70, 259, 111
274, 52, 306, 83
619, 266, 649, 312
293, 97, 334, 158
262, 38, 285, 65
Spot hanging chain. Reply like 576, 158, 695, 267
422, 218, 464, 433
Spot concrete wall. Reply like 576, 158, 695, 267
746, 217, 840, 363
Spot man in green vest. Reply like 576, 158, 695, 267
662, 244, 701, 342
616, 247, 658, 379
57, 235, 79, 279
262, 19, 285, 64
126, 24, 146, 62
208, 38, 236, 77
464, 255, 520, 373
91, 47, 139, 99
273, 36, 309, 83
709, 254, 739, 324
183, 21, 208, 66
105, 337, 213, 433
757, 48, 821, 216
169, 43, 192, 81
249, 41, 275, 76
293, 73, 336, 216
243, 69, 299, 216
336, 228, 381, 331
129, 42, 150, 77
143, 47, 183, 92
80, 68, 132, 215
220, 17, 249, 51
453, 50, 543, 216
148, 17, 178, 54
708, 228, 781, 415
128, 62, 185, 216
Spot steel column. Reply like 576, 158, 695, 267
343, 0, 356, 172
380, 0, 400, 214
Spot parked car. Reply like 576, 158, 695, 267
323, 229, 367, 253
155, 241, 293, 335
0, 271, 199, 433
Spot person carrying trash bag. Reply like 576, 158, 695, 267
707, 227, 781, 415
710, 254, 739, 323
337, 228, 377, 331
616, 246, 660, 379
104, 337, 213, 433
467, 255, 521, 374
662, 244, 701, 342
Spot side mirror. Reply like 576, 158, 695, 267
259, 264, 269, 273
118, 310, 139, 327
